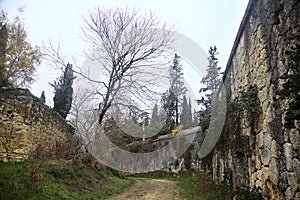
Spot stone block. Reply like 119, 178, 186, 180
287, 172, 298, 196
256, 155, 262, 170
270, 158, 279, 184
278, 172, 288, 192
284, 129, 290, 142
283, 143, 292, 171
295, 120, 300, 130
271, 140, 278, 158
266, 181, 281, 200
14, 156, 24, 161
256, 131, 264, 149
277, 156, 287, 174
289, 129, 299, 149
264, 133, 272, 149
293, 159, 300, 189
256, 179, 262, 188
262, 167, 270, 181
261, 147, 271, 166
285, 187, 293, 200
250, 172, 257, 186
12, 149, 24, 154
257, 170, 263, 181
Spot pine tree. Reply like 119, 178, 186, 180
161, 53, 187, 133
161, 89, 176, 131
198, 46, 222, 131
50, 63, 75, 119
192, 109, 199, 127
168, 53, 187, 125
199, 46, 221, 107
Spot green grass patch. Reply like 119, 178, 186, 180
0, 159, 134, 200
158, 172, 263, 200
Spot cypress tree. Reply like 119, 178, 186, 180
50, 63, 75, 119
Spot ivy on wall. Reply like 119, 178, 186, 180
217, 84, 261, 151
275, 34, 300, 129
202, 85, 262, 182
236, 85, 262, 133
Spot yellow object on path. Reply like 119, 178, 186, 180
171, 125, 182, 136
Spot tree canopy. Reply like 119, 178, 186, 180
0, 10, 42, 88
198, 46, 221, 108
198, 46, 222, 131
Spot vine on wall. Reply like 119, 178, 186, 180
217, 84, 261, 151
210, 85, 262, 185
275, 34, 300, 129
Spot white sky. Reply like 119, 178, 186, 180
1, 0, 249, 106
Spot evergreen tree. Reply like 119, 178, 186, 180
50, 63, 75, 119
161, 53, 187, 133
151, 103, 159, 124
198, 46, 221, 107
198, 46, 222, 131
167, 54, 187, 124
161, 89, 176, 131
181, 96, 192, 129
192, 109, 199, 127
40, 91, 46, 103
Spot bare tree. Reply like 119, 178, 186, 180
70, 88, 98, 150
43, 7, 175, 163
81, 7, 174, 125
44, 7, 174, 125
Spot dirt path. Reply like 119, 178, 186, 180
108, 179, 183, 200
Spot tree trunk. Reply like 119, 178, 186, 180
175, 98, 179, 125
89, 125, 106, 168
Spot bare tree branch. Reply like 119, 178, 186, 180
43, 7, 174, 129
81, 7, 174, 125
42, 40, 68, 71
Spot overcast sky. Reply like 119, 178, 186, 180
1, 0, 248, 106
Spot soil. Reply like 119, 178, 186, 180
108, 179, 183, 200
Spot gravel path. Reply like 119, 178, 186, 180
108, 179, 183, 200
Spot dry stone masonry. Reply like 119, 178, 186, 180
211, 0, 300, 199
0, 88, 72, 161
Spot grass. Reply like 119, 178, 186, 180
0, 159, 135, 200
157, 172, 263, 200
175, 176, 232, 200
0, 161, 263, 200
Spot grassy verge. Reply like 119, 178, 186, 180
175, 176, 231, 200
159, 172, 263, 200
0, 159, 135, 200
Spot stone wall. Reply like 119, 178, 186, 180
0, 88, 73, 161
211, 0, 300, 199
